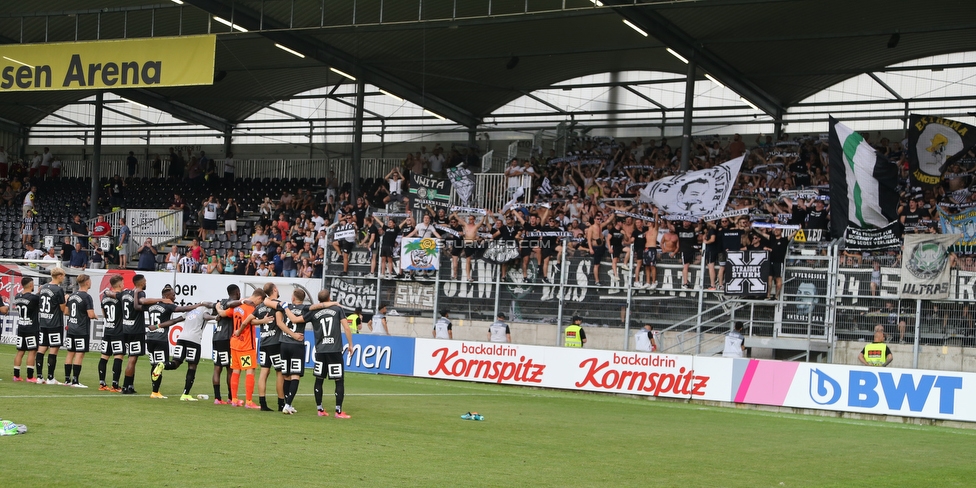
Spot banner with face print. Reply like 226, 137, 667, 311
908, 115, 976, 189
638, 156, 743, 217
447, 165, 477, 206
401, 237, 441, 271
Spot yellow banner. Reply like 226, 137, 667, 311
0, 35, 216, 92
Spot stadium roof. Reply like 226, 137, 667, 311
1, 0, 975, 131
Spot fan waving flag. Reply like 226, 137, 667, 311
828, 117, 900, 239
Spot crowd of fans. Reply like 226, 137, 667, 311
10, 131, 976, 287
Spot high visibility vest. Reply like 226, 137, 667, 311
347, 314, 360, 334
564, 325, 583, 348
863, 343, 888, 366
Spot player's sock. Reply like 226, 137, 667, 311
123, 375, 133, 389
35, 353, 44, 378
259, 396, 269, 409
98, 358, 108, 383
279, 381, 291, 407
287, 380, 300, 406
62, 361, 70, 382
164, 360, 179, 371
278, 397, 285, 412
334, 379, 345, 413
244, 373, 255, 403
152, 374, 162, 393
112, 359, 123, 387
314, 378, 324, 408
27, 367, 34, 379
183, 369, 196, 396
213, 383, 222, 400
229, 372, 240, 401
72, 364, 82, 383
13, 366, 20, 378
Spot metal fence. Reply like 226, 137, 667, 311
319, 237, 976, 372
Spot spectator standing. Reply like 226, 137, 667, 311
223, 198, 239, 240
117, 218, 130, 268
722, 322, 746, 358
433, 310, 453, 340
126, 151, 138, 178
858, 325, 893, 367
22, 184, 36, 219
108, 175, 125, 208
564, 315, 586, 348
200, 196, 219, 241
151, 154, 162, 178
39, 147, 53, 178
488, 313, 511, 343
23, 242, 43, 260
367, 304, 390, 335
222, 151, 235, 180
42, 247, 59, 263
137, 238, 158, 271
60, 237, 73, 267
21, 211, 36, 247
91, 215, 111, 238
69, 243, 89, 269
68, 214, 89, 243
634, 323, 657, 352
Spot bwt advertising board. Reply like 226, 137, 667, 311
730, 359, 976, 422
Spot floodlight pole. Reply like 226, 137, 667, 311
351, 78, 365, 204
90, 92, 103, 219
679, 57, 696, 173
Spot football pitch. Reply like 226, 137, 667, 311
1, 347, 975, 487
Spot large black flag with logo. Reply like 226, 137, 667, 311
407, 174, 451, 211
908, 114, 976, 189
828, 117, 900, 239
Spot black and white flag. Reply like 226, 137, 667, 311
638, 156, 743, 217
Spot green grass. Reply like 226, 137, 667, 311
1, 345, 976, 487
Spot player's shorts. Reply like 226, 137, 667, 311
15, 330, 38, 351
337, 240, 354, 253
279, 343, 306, 377
173, 339, 202, 365
258, 344, 283, 371
39, 328, 63, 348
100, 336, 125, 356
231, 348, 258, 370
212, 340, 231, 366
643, 248, 657, 266
770, 261, 783, 279
680, 250, 696, 265
313, 351, 344, 380
65, 334, 89, 353
147, 340, 169, 365
124, 333, 146, 357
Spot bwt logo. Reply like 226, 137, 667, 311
809, 368, 963, 414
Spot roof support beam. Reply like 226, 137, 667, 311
0, 115, 22, 134
112, 89, 233, 133
605, 1, 783, 117
866, 72, 904, 101
184, 0, 480, 127
520, 91, 567, 115
622, 86, 667, 112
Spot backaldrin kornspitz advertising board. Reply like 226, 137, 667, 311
0, 35, 216, 91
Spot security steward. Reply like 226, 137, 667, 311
346, 307, 363, 334
858, 324, 892, 367
564, 315, 587, 348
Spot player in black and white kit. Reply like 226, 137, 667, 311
283, 290, 353, 418
120, 274, 160, 394
146, 285, 210, 399
98, 274, 126, 391
160, 305, 218, 402
212, 285, 240, 404
64, 274, 97, 388
257, 283, 284, 412
36, 267, 68, 385
264, 289, 314, 415
12, 278, 35, 382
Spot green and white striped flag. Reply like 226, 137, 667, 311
828, 117, 900, 239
